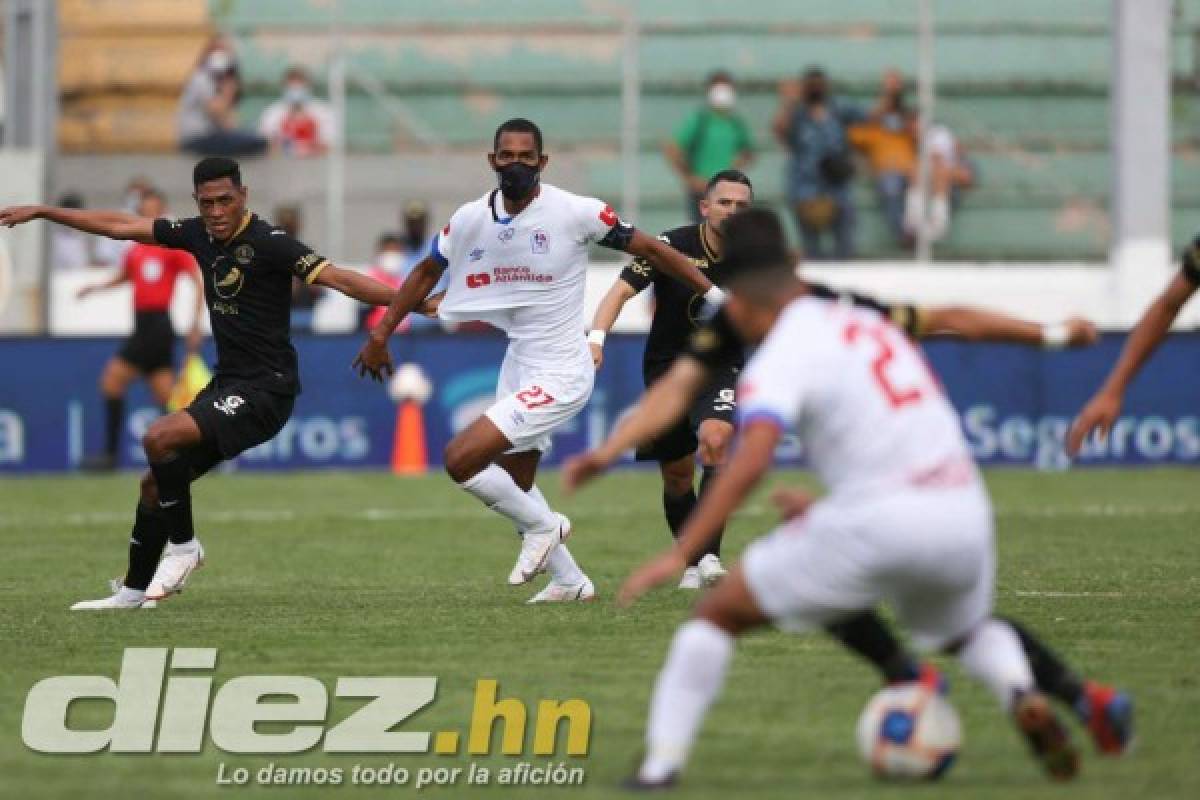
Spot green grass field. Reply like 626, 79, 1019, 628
1, 468, 1198, 799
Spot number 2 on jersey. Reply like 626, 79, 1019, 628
516, 385, 555, 409
843, 320, 923, 409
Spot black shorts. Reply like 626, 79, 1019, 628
636, 362, 739, 463
117, 311, 176, 373
185, 378, 295, 463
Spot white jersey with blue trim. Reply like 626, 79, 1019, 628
432, 183, 626, 367
736, 295, 974, 498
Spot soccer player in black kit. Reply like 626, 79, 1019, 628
588, 169, 752, 589
0, 157, 397, 609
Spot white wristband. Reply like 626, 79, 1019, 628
1042, 322, 1070, 349
587, 329, 607, 347
703, 286, 727, 307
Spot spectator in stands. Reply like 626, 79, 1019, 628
664, 70, 755, 223
364, 234, 411, 335
849, 69, 919, 248
387, 202, 443, 331
773, 66, 862, 260
276, 206, 322, 330
177, 37, 267, 156
904, 123, 977, 243
258, 66, 336, 157
50, 192, 92, 270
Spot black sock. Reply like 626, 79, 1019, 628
104, 396, 125, 459
1000, 615, 1085, 710
697, 466, 724, 560
124, 503, 168, 590
662, 487, 699, 565
825, 612, 921, 683
150, 454, 194, 545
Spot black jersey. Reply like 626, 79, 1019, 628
1183, 238, 1200, 286
620, 223, 738, 368
153, 213, 328, 394
684, 284, 921, 373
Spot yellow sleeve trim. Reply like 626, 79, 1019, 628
304, 259, 331, 284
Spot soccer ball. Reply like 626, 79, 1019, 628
856, 684, 962, 780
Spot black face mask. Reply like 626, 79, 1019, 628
804, 87, 827, 104
496, 161, 540, 202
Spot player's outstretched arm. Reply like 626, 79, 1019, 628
624, 229, 716, 298
352, 254, 446, 381
313, 263, 397, 307
587, 278, 639, 369
0, 204, 156, 244
919, 306, 1098, 348
562, 356, 712, 493
617, 420, 779, 606
1067, 272, 1197, 455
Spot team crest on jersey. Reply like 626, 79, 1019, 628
530, 228, 549, 254
212, 255, 245, 299
469, 247, 486, 262
498, 227, 516, 243
233, 244, 255, 265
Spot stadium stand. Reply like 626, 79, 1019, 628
52, 0, 1200, 260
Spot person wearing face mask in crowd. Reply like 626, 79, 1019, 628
94, 177, 155, 267
258, 66, 336, 157
664, 70, 755, 223
849, 69, 920, 248
353, 117, 719, 604
772, 66, 864, 260
177, 38, 267, 156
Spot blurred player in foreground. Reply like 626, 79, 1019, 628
1068, 241, 1200, 454
565, 209, 1130, 788
1, 157, 397, 609
588, 169, 753, 590
353, 118, 718, 603
75, 188, 205, 471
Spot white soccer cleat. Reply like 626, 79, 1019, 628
508, 514, 570, 586
71, 587, 153, 610
697, 554, 728, 586
678, 567, 701, 590
108, 578, 157, 608
527, 576, 596, 604
145, 539, 205, 600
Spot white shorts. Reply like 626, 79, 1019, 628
484, 347, 594, 453
742, 484, 994, 652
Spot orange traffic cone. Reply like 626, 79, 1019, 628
391, 400, 428, 475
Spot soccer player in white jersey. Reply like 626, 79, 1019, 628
353, 118, 720, 603
570, 209, 1122, 786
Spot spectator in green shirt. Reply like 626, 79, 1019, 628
664, 70, 755, 222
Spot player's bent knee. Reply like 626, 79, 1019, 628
443, 440, 480, 484
138, 471, 159, 506
698, 423, 733, 466
660, 458, 695, 496
693, 568, 768, 636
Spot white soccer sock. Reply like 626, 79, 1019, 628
527, 485, 585, 585
639, 618, 735, 782
460, 464, 557, 534
955, 618, 1035, 709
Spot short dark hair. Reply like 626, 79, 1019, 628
723, 208, 792, 281
706, 169, 753, 196
193, 157, 242, 189
493, 118, 543, 154
141, 187, 166, 204
708, 69, 734, 86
